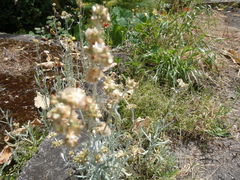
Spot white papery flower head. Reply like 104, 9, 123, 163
85, 27, 104, 46
86, 42, 113, 67
91, 4, 110, 30
51, 87, 87, 109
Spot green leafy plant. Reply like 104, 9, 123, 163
107, 7, 132, 46
0, 0, 80, 33
0, 0, 52, 33
107, 2, 215, 88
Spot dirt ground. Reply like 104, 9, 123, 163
173, 8, 240, 180
0, 34, 62, 150
0, 8, 240, 180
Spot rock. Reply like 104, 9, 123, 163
0, 32, 40, 43
17, 132, 87, 180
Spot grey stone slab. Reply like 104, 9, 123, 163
0, 32, 40, 43
17, 132, 87, 180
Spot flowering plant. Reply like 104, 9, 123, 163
46, 4, 138, 179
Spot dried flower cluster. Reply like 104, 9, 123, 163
46, 5, 116, 147
47, 87, 106, 147
103, 74, 138, 107
177, 78, 189, 89
84, 5, 113, 83
73, 149, 89, 164
91, 4, 110, 31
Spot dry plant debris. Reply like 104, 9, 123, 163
0, 145, 12, 165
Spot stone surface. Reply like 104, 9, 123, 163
0, 32, 40, 43
17, 132, 86, 180
17, 134, 71, 180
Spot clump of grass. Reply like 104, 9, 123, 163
121, 80, 230, 143
119, 81, 170, 125
170, 92, 230, 139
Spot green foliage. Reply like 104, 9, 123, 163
1, 142, 40, 179
108, 7, 132, 46
0, 0, 52, 33
106, 0, 155, 10
108, 7, 155, 46
33, 4, 87, 42
0, 0, 78, 33
58, 0, 77, 8
107, 3, 215, 87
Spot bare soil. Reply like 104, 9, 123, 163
0, 8, 240, 180
0, 34, 62, 149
